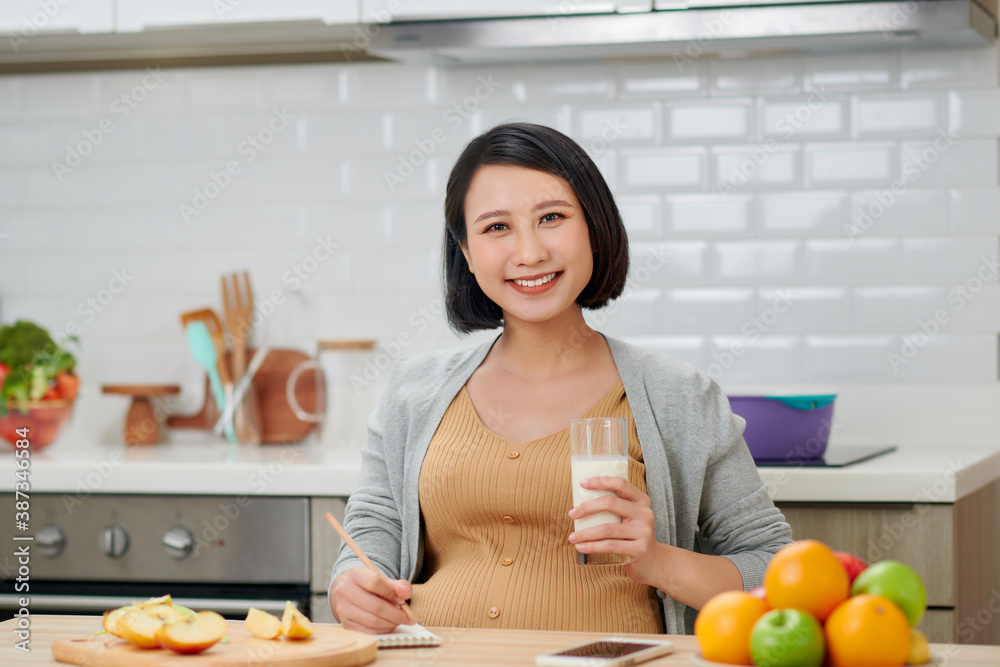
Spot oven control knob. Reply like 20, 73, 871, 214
36, 525, 65, 558
101, 525, 129, 558
162, 527, 194, 560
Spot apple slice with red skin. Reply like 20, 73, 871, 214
102, 605, 136, 638
155, 611, 228, 654
118, 608, 170, 649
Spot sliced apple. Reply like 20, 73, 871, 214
102, 605, 136, 638
280, 601, 314, 640
135, 594, 172, 608
118, 608, 168, 649
138, 604, 186, 624
117, 604, 188, 648
155, 611, 228, 655
173, 604, 198, 619
246, 607, 282, 639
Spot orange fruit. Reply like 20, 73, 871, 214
825, 594, 911, 667
695, 591, 769, 665
764, 539, 849, 621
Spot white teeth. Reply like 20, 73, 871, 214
513, 272, 557, 287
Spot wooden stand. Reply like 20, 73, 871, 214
101, 385, 181, 445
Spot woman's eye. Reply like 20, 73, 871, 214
484, 222, 508, 232
540, 212, 564, 223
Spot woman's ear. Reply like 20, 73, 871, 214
460, 242, 475, 274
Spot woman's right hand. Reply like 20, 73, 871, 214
329, 567, 414, 634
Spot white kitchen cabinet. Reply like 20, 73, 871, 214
0, 0, 113, 34
116, 0, 360, 33
362, 0, 652, 23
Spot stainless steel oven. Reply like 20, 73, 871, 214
0, 493, 311, 620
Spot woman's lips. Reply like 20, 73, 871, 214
507, 271, 562, 294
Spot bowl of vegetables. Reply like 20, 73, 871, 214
0, 321, 80, 451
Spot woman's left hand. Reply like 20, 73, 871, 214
568, 476, 660, 587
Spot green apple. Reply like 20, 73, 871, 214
851, 560, 927, 626
750, 609, 825, 667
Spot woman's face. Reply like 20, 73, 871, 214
461, 164, 594, 328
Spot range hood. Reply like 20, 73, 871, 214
367, 0, 997, 65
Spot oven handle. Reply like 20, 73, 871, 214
0, 594, 291, 615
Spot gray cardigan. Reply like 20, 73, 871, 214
330, 334, 792, 634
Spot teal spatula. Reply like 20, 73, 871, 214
184, 321, 236, 443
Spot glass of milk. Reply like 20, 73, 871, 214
570, 417, 629, 566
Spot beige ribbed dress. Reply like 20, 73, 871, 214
408, 381, 664, 633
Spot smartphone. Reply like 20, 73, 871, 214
535, 638, 674, 667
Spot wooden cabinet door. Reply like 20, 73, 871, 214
775, 502, 954, 607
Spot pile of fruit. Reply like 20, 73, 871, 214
103, 595, 314, 654
695, 539, 930, 667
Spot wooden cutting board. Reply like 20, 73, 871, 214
51, 622, 376, 667
166, 348, 321, 444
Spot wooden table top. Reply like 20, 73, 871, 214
3, 615, 1000, 666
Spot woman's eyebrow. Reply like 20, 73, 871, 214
472, 200, 573, 224
473, 208, 509, 224
533, 199, 572, 211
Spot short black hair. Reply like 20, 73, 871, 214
443, 122, 630, 333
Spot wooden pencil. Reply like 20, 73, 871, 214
323, 512, 417, 624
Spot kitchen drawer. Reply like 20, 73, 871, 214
921, 609, 954, 644
777, 501, 954, 607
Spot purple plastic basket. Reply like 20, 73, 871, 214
727, 394, 836, 462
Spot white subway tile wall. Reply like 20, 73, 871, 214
0, 45, 998, 393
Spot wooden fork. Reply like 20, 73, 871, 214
221, 272, 262, 444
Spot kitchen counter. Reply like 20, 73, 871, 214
757, 446, 1000, 503
6, 615, 1000, 666
0, 433, 363, 497
0, 434, 998, 502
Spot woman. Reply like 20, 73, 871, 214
329, 122, 792, 635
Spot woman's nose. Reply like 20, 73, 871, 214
513, 227, 549, 266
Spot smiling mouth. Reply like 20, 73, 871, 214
511, 272, 559, 287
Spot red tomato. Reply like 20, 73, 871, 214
0, 362, 9, 386
56, 372, 80, 402
43, 385, 62, 401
